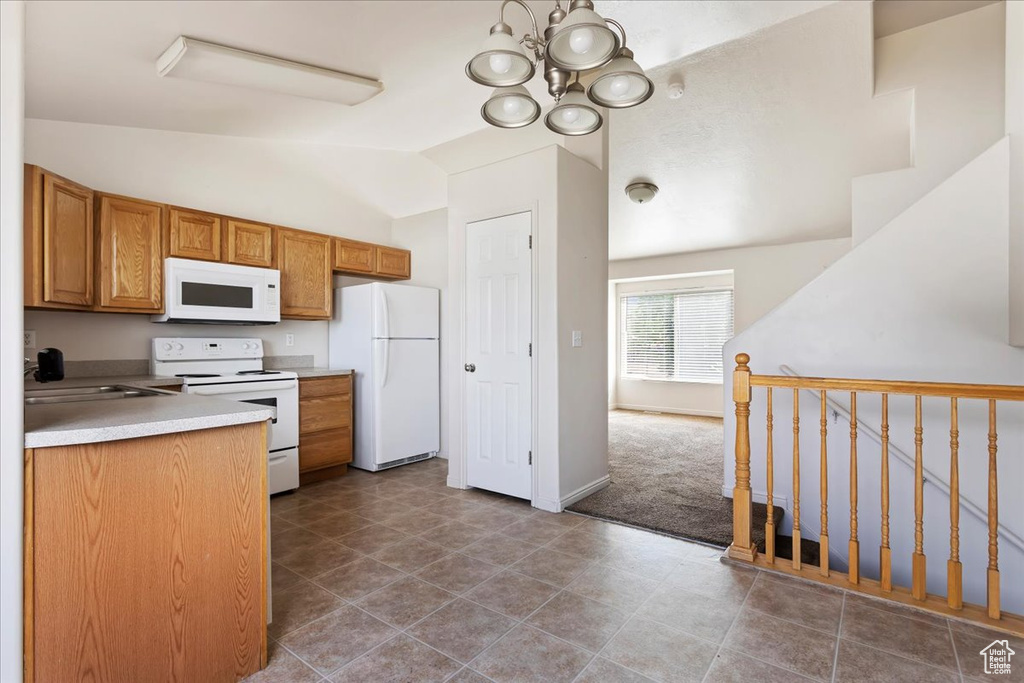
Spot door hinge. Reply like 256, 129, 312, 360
528, 342, 532, 357
528, 235, 532, 249
528, 450, 532, 465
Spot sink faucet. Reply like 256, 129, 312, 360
24, 358, 39, 379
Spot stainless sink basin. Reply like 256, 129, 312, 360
25, 385, 173, 405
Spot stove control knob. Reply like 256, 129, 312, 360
174, 342, 184, 351
163, 342, 172, 351
242, 342, 250, 350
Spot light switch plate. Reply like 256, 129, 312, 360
571, 330, 582, 347
24, 330, 36, 349
285, 333, 295, 347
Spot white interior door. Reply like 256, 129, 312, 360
465, 212, 532, 500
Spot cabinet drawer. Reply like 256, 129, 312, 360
299, 394, 351, 434
299, 375, 351, 399
299, 427, 352, 472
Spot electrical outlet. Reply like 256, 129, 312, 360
571, 330, 582, 348
24, 330, 36, 349
285, 333, 295, 347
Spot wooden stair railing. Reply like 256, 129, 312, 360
728, 354, 1024, 635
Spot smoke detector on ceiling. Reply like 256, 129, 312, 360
625, 182, 659, 204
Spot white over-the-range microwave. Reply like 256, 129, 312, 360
152, 258, 281, 324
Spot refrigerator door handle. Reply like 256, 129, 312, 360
380, 289, 391, 340
381, 338, 390, 388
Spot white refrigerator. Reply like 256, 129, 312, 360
329, 283, 440, 471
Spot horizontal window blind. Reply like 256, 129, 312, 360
620, 289, 734, 383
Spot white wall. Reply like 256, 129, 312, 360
852, 3, 1006, 243
725, 138, 1024, 612
612, 272, 734, 417
1008, 0, 1024, 346
391, 209, 450, 458
609, 238, 849, 334
446, 146, 609, 512
22, 118, 416, 369
0, 2, 25, 678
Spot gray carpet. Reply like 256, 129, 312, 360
568, 409, 780, 549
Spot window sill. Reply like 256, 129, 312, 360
619, 376, 724, 386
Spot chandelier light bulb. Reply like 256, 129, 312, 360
560, 107, 581, 124
608, 75, 631, 98
502, 95, 524, 116
488, 53, 513, 75
569, 27, 595, 54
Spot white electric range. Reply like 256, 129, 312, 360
151, 337, 300, 495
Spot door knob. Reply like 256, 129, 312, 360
464, 363, 476, 372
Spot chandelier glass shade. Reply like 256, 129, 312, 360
465, 0, 653, 134
544, 82, 601, 135
482, 85, 542, 128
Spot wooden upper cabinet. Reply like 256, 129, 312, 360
226, 219, 274, 268
167, 208, 222, 262
375, 246, 411, 280
276, 228, 332, 319
95, 194, 164, 312
23, 166, 95, 309
333, 238, 375, 274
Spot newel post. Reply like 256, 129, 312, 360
728, 353, 758, 562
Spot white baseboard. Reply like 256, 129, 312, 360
616, 403, 724, 418
560, 475, 612, 509
532, 497, 562, 513
721, 485, 789, 509
446, 475, 467, 490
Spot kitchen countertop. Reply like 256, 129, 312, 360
26, 375, 184, 390
293, 368, 353, 379
24, 378, 272, 449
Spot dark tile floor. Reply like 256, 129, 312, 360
245, 458, 1018, 683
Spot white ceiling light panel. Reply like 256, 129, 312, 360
156, 36, 383, 106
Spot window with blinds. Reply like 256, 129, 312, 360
620, 288, 734, 383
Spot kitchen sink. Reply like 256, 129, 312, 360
25, 385, 173, 405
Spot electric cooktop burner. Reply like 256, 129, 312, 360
175, 373, 220, 378
236, 370, 282, 376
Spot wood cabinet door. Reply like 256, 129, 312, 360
167, 208, 222, 262
276, 228, 332, 319
333, 238, 375, 274
226, 219, 274, 268
42, 172, 94, 307
375, 246, 411, 279
96, 195, 164, 311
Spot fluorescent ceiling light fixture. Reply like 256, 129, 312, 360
156, 36, 383, 106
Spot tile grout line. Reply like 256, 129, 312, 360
947, 618, 966, 683
829, 592, 847, 683
699, 566, 759, 683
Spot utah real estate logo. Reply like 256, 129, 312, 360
979, 640, 1015, 675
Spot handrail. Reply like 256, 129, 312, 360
780, 364, 1024, 554
751, 374, 1024, 401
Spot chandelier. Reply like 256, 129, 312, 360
466, 0, 654, 135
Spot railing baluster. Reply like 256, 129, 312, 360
819, 390, 829, 576
947, 398, 962, 609
849, 392, 859, 584
987, 400, 1000, 619
792, 388, 801, 571
728, 354, 757, 562
880, 394, 891, 592
912, 395, 927, 601
765, 387, 775, 563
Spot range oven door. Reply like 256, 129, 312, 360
185, 379, 300, 495
153, 258, 281, 324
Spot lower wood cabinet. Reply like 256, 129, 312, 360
95, 193, 164, 312
276, 228, 332, 320
298, 375, 353, 484
24, 424, 268, 682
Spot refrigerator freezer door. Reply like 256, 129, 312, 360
371, 338, 440, 465
372, 283, 439, 339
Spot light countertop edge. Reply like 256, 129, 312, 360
292, 368, 353, 378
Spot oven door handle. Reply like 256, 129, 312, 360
188, 379, 297, 395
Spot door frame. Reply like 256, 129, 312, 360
453, 204, 540, 507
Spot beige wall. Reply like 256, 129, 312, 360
609, 238, 850, 334
1008, 0, 1024, 346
